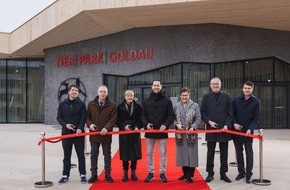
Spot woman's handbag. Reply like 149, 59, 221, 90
186, 134, 195, 144
175, 132, 182, 143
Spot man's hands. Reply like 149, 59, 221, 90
146, 123, 166, 132
208, 120, 218, 128
89, 124, 97, 131
100, 128, 108, 135
208, 121, 228, 130
66, 124, 82, 134
159, 125, 166, 132
233, 123, 242, 131
89, 124, 108, 135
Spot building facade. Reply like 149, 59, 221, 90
1, 1, 290, 129
44, 24, 290, 128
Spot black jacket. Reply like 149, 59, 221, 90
117, 100, 142, 161
201, 92, 232, 142
141, 90, 174, 139
57, 97, 87, 135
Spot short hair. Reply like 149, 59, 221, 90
180, 87, 191, 95
210, 77, 221, 84
244, 81, 254, 87
69, 84, 79, 91
124, 90, 134, 97
98, 85, 108, 93
152, 80, 162, 85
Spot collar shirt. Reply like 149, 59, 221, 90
233, 94, 261, 131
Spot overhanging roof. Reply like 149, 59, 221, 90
1, 0, 290, 59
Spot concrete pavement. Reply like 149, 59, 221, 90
0, 124, 289, 190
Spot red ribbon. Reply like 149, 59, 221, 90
38, 129, 263, 145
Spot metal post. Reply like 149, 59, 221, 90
252, 129, 271, 186
34, 132, 53, 188
229, 148, 238, 167
201, 122, 207, 146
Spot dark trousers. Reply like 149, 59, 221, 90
90, 142, 112, 176
233, 140, 253, 178
122, 160, 137, 170
206, 141, 229, 176
62, 137, 86, 177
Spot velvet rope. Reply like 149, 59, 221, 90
38, 129, 263, 145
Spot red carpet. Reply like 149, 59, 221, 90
89, 138, 210, 190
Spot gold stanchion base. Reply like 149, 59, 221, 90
34, 181, 53, 188
252, 179, 271, 186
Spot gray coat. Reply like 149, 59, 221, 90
173, 100, 201, 167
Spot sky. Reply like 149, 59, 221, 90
0, 0, 56, 33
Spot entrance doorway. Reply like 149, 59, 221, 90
255, 84, 288, 128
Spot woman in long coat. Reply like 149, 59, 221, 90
173, 87, 201, 183
116, 90, 142, 182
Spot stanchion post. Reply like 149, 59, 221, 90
252, 129, 271, 186
34, 132, 53, 188
229, 148, 238, 167
84, 124, 90, 156
201, 122, 207, 146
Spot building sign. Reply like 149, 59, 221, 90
55, 48, 153, 67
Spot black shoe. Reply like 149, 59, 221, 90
205, 175, 214, 182
105, 175, 114, 183
246, 178, 252, 184
235, 174, 245, 181
186, 177, 193, 183
88, 175, 98, 184
178, 175, 186, 180
160, 173, 168, 183
131, 170, 138, 181
220, 174, 232, 183
144, 173, 154, 183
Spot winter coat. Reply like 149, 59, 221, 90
86, 96, 117, 143
201, 92, 233, 142
57, 97, 86, 135
173, 100, 201, 167
141, 90, 174, 139
232, 94, 261, 143
117, 100, 142, 161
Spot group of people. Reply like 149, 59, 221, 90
56, 77, 260, 185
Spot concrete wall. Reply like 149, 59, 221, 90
44, 23, 290, 124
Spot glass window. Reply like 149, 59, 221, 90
129, 64, 181, 85
215, 61, 244, 97
27, 59, 45, 122
245, 58, 273, 82
0, 60, 6, 122
7, 60, 26, 122
104, 75, 127, 105
183, 63, 210, 104
275, 59, 290, 82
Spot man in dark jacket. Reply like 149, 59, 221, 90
57, 84, 87, 184
201, 77, 233, 183
232, 81, 260, 183
141, 80, 174, 183
86, 85, 117, 183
